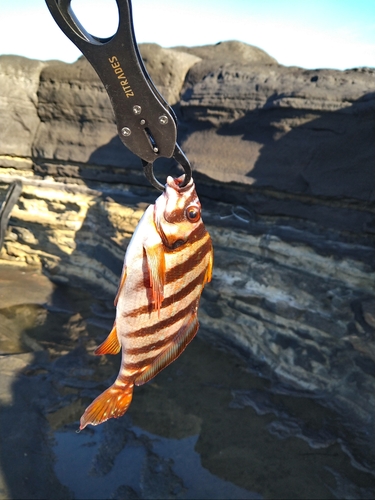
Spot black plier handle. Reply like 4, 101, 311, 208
45, 0, 191, 190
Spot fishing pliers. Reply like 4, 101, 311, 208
45, 0, 192, 191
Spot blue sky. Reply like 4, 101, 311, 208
0, 0, 374, 69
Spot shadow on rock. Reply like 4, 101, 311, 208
0, 349, 72, 499
214, 92, 375, 202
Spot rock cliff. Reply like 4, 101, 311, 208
0, 41, 374, 471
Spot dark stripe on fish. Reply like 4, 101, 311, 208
165, 237, 212, 283
125, 331, 177, 355
125, 352, 168, 370
164, 192, 199, 223
127, 302, 195, 338
125, 268, 206, 321
163, 224, 207, 253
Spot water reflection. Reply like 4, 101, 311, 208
53, 424, 261, 499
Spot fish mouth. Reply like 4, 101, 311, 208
167, 175, 193, 193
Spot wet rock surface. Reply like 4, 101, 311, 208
0, 269, 374, 499
0, 41, 374, 498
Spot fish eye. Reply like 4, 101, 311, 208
186, 205, 200, 223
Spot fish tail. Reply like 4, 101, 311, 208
79, 380, 133, 430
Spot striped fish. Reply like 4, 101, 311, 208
80, 175, 213, 429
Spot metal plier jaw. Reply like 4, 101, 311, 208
45, 0, 192, 190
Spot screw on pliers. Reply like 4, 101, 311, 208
45, 0, 192, 191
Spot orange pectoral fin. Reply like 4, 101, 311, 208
145, 243, 165, 315
134, 312, 199, 386
114, 268, 127, 307
95, 325, 121, 355
203, 244, 214, 286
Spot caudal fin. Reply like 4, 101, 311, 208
80, 382, 133, 430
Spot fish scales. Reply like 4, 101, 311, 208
118, 232, 210, 368
80, 175, 213, 429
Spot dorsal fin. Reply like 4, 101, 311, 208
95, 325, 121, 355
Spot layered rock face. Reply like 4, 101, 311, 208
0, 41, 374, 469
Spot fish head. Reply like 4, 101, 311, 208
154, 175, 203, 249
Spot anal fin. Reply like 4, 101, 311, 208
135, 312, 199, 386
95, 324, 121, 355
